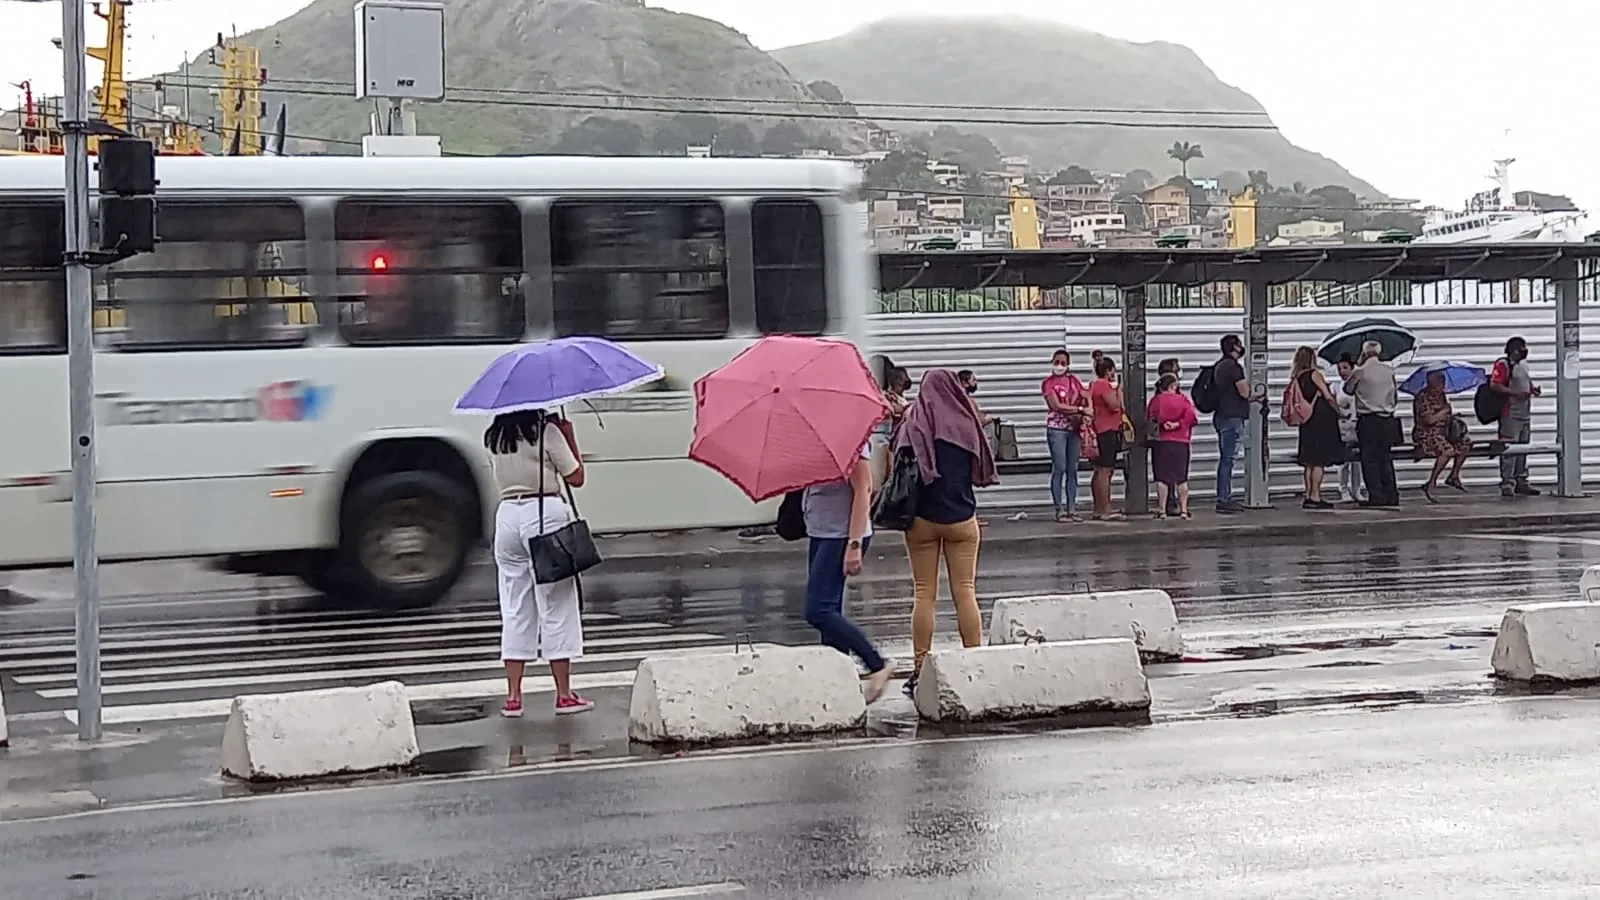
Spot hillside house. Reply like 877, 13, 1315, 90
1138, 183, 1191, 230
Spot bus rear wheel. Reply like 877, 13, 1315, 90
330, 470, 474, 609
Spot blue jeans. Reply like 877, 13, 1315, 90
1046, 427, 1080, 513
1214, 416, 1247, 505
805, 537, 885, 674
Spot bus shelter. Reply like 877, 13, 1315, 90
878, 244, 1600, 514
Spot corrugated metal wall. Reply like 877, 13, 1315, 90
869, 303, 1597, 509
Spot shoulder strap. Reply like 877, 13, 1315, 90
537, 422, 545, 523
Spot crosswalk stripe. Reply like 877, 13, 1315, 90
0, 613, 632, 656
0, 619, 669, 664
36, 643, 781, 699
63, 670, 645, 726
12, 631, 728, 683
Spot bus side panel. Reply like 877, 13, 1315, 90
0, 357, 72, 565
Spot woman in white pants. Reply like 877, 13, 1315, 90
485, 409, 592, 718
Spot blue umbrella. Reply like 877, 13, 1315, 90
453, 336, 664, 414
1400, 360, 1487, 396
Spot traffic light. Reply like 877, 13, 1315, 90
96, 138, 157, 259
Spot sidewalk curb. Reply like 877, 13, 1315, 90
591, 507, 1600, 573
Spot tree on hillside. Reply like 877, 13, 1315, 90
761, 122, 811, 156
651, 113, 720, 155
864, 149, 941, 193
807, 80, 845, 103
1247, 170, 1272, 191
906, 126, 1003, 176
555, 117, 645, 156
1117, 169, 1154, 196
1048, 165, 1097, 185
714, 122, 759, 156
1167, 141, 1204, 178
1114, 193, 1148, 231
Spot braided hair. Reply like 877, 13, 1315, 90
484, 409, 549, 455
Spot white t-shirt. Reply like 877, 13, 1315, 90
490, 421, 580, 498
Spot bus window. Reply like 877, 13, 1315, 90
551, 199, 729, 340
100, 200, 312, 349
751, 198, 828, 336
334, 199, 524, 345
0, 201, 66, 354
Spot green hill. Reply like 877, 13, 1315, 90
772, 17, 1381, 196
156, 0, 868, 156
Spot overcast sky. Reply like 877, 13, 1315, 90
2, 0, 1594, 208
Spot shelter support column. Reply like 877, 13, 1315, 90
1121, 286, 1149, 514
1243, 277, 1271, 509
1555, 261, 1584, 498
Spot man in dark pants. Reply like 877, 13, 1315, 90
1343, 340, 1401, 508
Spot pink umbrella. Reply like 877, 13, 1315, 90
690, 335, 889, 502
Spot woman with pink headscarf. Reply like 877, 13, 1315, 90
893, 368, 1000, 696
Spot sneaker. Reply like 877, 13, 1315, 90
500, 698, 524, 718
555, 694, 595, 716
1516, 484, 1542, 496
902, 674, 919, 700
1501, 486, 1515, 498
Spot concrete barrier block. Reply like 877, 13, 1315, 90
1580, 566, 1600, 602
1492, 602, 1600, 684
987, 589, 1182, 660
220, 681, 419, 781
914, 638, 1151, 723
629, 646, 866, 744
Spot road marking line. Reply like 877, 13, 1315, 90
0, 610, 622, 650
35, 643, 780, 698
10, 632, 725, 682
60, 670, 642, 725
0, 621, 672, 665
1457, 533, 1600, 547
567, 884, 744, 900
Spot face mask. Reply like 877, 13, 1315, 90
1051, 364, 1067, 376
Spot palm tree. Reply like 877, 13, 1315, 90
1167, 141, 1204, 178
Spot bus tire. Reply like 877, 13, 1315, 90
337, 470, 474, 609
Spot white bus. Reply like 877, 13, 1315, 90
0, 155, 873, 607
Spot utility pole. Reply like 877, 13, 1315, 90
62, 0, 104, 741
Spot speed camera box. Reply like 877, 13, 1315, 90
354, 0, 446, 101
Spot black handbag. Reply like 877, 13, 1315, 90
775, 490, 807, 541
529, 426, 603, 585
871, 447, 921, 532
1445, 415, 1470, 445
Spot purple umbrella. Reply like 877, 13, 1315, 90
453, 336, 664, 415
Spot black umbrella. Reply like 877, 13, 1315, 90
1317, 317, 1417, 364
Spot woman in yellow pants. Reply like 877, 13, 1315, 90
892, 369, 1000, 696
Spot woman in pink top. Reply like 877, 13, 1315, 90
1145, 373, 1199, 520
1087, 355, 1125, 520
1041, 349, 1089, 522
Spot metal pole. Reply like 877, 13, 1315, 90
1554, 261, 1584, 498
61, 0, 103, 741
1242, 277, 1271, 509
1120, 287, 1149, 515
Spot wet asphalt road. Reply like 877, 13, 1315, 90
3, 529, 1598, 717
4, 696, 1600, 899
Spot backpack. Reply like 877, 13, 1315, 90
1473, 359, 1510, 425
774, 490, 807, 541
1280, 376, 1314, 427
870, 447, 921, 532
1191, 364, 1219, 414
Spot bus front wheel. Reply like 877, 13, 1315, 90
332, 470, 474, 609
